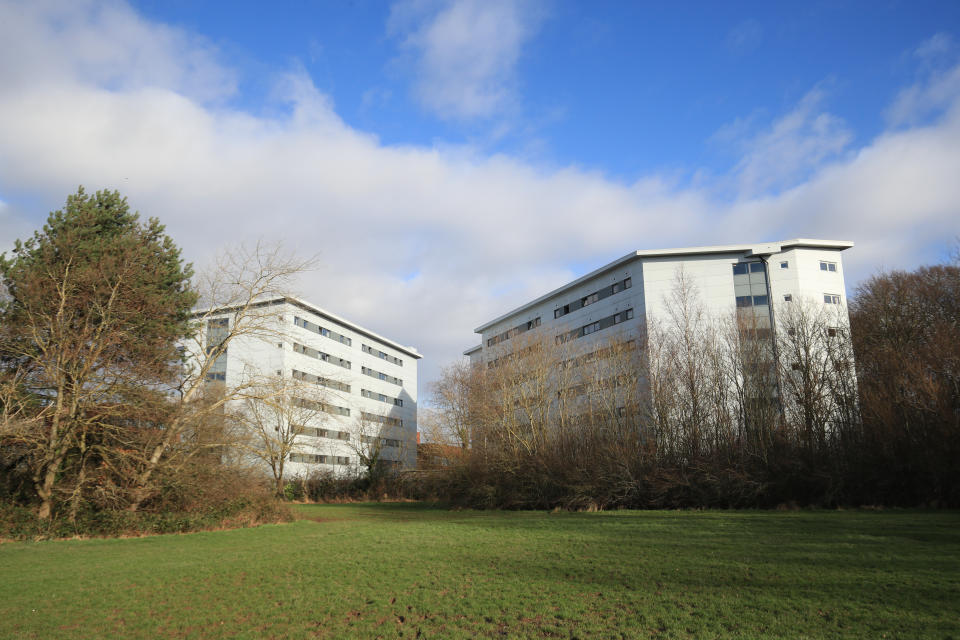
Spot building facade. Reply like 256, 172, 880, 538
204, 296, 420, 476
465, 239, 853, 369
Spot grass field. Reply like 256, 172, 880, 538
0, 504, 957, 639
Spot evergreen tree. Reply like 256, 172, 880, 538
0, 187, 196, 519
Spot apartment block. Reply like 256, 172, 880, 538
203, 296, 420, 476
465, 239, 854, 368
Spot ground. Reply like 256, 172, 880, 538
0, 504, 957, 638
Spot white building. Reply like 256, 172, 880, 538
465, 239, 853, 369
203, 296, 420, 476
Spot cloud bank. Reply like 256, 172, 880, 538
0, 0, 959, 391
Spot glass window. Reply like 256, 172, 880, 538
783, 294, 793, 302
736, 295, 752, 308
750, 262, 765, 273
780, 261, 788, 269
733, 263, 748, 275
752, 295, 769, 306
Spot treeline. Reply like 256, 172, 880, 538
426, 260, 960, 509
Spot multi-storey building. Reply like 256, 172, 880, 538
203, 296, 420, 476
465, 239, 853, 371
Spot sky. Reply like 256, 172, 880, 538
0, 0, 959, 395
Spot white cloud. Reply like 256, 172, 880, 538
0, 0, 235, 102
388, 0, 545, 120
887, 64, 960, 127
717, 88, 853, 197
0, 4, 958, 391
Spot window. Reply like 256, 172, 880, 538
294, 316, 353, 346
486, 317, 542, 346
780, 261, 789, 269
581, 321, 601, 336
820, 261, 837, 272
554, 277, 632, 319
783, 294, 793, 302
824, 294, 841, 305
293, 342, 351, 369
557, 309, 635, 344
752, 295, 768, 306
736, 295, 752, 308
362, 344, 403, 366
826, 327, 838, 337
361, 365, 402, 386
361, 412, 403, 428
733, 263, 748, 275
750, 262, 766, 273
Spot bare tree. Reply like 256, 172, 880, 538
123, 242, 315, 512
235, 373, 338, 497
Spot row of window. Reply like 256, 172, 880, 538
290, 454, 351, 465
559, 339, 636, 370
743, 293, 842, 305
556, 309, 634, 344
294, 397, 351, 417
293, 342, 351, 370
361, 344, 404, 367
487, 317, 542, 347
361, 389, 404, 406
294, 315, 406, 368
361, 412, 404, 428
360, 435, 401, 448
294, 316, 352, 347
363, 345, 403, 367
361, 366, 403, 386
296, 426, 351, 441
292, 369, 351, 393
736, 259, 839, 276
554, 277, 632, 319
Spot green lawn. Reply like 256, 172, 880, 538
0, 505, 957, 639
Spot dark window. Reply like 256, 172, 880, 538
733, 263, 748, 275
752, 295, 768, 306
750, 262, 766, 273
736, 295, 752, 308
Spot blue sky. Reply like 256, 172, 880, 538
127, 1, 960, 178
0, 0, 959, 386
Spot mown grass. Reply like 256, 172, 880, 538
0, 504, 957, 639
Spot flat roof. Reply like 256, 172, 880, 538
195, 295, 423, 360
474, 238, 854, 333
463, 344, 482, 356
